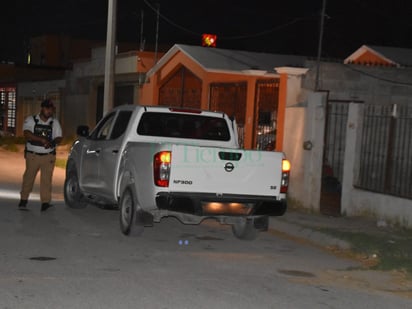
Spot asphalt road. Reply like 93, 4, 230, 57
2, 199, 412, 309
1, 149, 412, 308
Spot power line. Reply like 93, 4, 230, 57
142, 0, 316, 41
344, 64, 412, 87
143, 0, 199, 36
315, 0, 327, 90
219, 17, 315, 41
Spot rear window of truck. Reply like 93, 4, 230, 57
137, 112, 230, 141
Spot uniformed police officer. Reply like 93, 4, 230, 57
18, 99, 63, 211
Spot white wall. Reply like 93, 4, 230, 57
18, 80, 66, 121
341, 103, 412, 227
285, 94, 412, 228
283, 91, 327, 212
302, 61, 412, 105
72, 47, 139, 77
280, 61, 412, 226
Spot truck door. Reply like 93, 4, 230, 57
97, 110, 132, 200
80, 111, 117, 193
80, 110, 132, 201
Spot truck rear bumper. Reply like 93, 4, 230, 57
155, 192, 287, 217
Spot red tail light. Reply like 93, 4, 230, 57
280, 159, 291, 193
154, 151, 171, 187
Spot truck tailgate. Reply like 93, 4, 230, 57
168, 145, 283, 196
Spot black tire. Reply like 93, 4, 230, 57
272, 200, 287, 216
119, 188, 144, 236
64, 169, 87, 209
231, 218, 259, 240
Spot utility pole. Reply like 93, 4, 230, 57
139, 10, 145, 51
103, 0, 117, 114
154, 3, 160, 64
315, 0, 327, 91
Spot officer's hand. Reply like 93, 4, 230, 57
42, 138, 51, 148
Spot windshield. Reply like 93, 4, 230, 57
137, 112, 230, 141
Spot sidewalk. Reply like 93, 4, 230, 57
270, 209, 389, 250
270, 208, 412, 274
270, 211, 352, 250
0, 145, 66, 202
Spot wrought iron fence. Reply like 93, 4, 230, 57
356, 104, 412, 199
237, 125, 244, 149
323, 101, 350, 184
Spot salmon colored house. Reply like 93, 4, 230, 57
344, 44, 412, 67
140, 44, 306, 150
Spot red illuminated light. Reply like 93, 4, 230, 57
154, 151, 171, 187
202, 34, 217, 47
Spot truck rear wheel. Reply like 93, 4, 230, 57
64, 169, 87, 209
232, 218, 258, 240
119, 188, 144, 236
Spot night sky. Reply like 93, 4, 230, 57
2, 0, 412, 63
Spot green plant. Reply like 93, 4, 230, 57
0, 136, 26, 145
320, 228, 412, 274
55, 158, 67, 169
2, 143, 19, 152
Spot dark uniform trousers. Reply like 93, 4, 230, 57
20, 152, 56, 203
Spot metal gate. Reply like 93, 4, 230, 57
320, 99, 354, 216
356, 103, 412, 199
209, 82, 247, 148
254, 79, 279, 150
0, 86, 17, 135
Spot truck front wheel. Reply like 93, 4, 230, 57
64, 169, 87, 209
119, 188, 144, 236
232, 218, 259, 240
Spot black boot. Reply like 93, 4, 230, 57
18, 200, 28, 210
41, 203, 53, 212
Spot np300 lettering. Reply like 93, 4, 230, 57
173, 180, 193, 185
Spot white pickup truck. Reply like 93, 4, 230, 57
64, 105, 290, 240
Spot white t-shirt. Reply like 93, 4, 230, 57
23, 114, 63, 153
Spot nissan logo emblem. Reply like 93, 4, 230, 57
224, 162, 234, 172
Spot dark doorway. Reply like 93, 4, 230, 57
320, 100, 354, 216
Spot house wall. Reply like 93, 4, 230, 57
13, 48, 149, 137
302, 61, 412, 104
140, 50, 282, 149
62, 48, 152, 136
348, 50, 393, 66
341, 103, 412, 227
286, 61, 412, 227
283, 92, 326, 211
29, 35, 104, 67
284, 91, 412, 228
16, 80, 66, 136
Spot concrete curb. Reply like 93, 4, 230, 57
269, 218, 352, 250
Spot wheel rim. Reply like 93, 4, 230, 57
66, 175, 79, 203
233, 219, 246, 234
121, 191, 133, 228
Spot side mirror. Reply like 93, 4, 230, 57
76, 125, 89, 137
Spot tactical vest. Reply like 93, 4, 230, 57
29, 115, 54, 146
